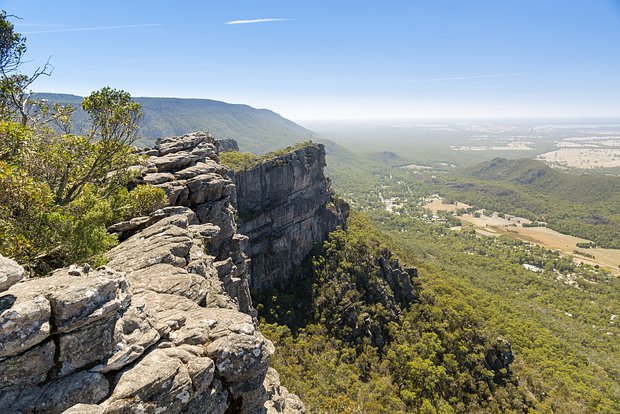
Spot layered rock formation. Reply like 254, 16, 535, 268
215, 138, 240, 153
0, 133, 303, 414
231, 143, 349, 292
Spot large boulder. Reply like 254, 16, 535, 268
0, 254, 24, 292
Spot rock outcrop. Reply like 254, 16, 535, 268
231, 143, 349, 292
0, 133, 303, 414
316, 251, 420, 350
216, 138, 240, 153
137, 132, 253, 315
0, 254, 24, 292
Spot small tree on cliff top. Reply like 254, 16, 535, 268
50, 87, 143, 206
0, 10, 55, 127
0, 10, 161, 272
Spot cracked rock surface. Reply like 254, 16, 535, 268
0, 133, 303, 414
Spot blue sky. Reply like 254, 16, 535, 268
2, 0, 620, 120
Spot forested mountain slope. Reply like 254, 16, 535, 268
256, 213, 535, 414
35, 93, 313, 153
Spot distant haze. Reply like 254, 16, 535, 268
8, 1, 620, 120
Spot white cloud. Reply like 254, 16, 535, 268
225, 18, 291, 25
410, 73, 523, 83
21, 24, 162, 35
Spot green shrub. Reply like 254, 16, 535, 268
219, 141, 314, 172
125, 184, 168, 218
45, 186, 118, 270
219, 151, 260, 171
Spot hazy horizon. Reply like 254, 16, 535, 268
6, 0, 620, 120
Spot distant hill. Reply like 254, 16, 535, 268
463, 157, 620, 203
35, 93, 314, 154
439, 158, 620, 247
465, 157, 551, 184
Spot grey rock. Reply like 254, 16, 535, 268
57, 316, 117, 376
153, 132, 217, 158
38, 372, 109, 413
150, 151, 202, 173
233, 143, 349, 291
127, 264, 209, 303
106, 213, 196, 272
0, 289, 51, 358
100, 297, 160, 373
378, 256, 419, 306
180, 378, 228, 414
63, 404, 106, 414
0, 371, 108, 414
142, 172, 175, 185
0, 339, 55, 388
173, 160, 224, 180
104, 349, 193, 414
216, 138, 239, 153
0, 254, 24, 292
43, 268, 129, 334
108, 206, 195, 241
485, 337, 515, 374
107, 215, 151, 234
186, 173, 232, 205
264, 368, 306, 414
1, 132, 306, 414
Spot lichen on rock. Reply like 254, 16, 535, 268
0, 132, 304, 414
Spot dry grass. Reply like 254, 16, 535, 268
424, 198, 471, 213
538, 148, 620, 169
424, 196, 620, 274
501, 227, 620, 274
461, 212, 530, 227
463, 216, 620, 275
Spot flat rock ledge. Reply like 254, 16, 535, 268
0, 132, 303, 414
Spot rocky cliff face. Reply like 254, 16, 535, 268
0, 133, 304, 414
215, 138, 240, 153
231, 144, 349, 292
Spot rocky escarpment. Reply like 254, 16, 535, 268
215, 138, 240, 153
230, 143, 349, 292
0, 133, 303, 414
307, 241, 421, 350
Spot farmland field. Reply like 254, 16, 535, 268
423, 197, 471, 213
457, 210, 620, 275
538, 148, 620, 169
423, 196, 620, 275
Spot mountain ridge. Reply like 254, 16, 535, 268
460, 157, 620, 202
35, 93, 314, 154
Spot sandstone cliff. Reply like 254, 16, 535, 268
215, 138, 240, 153
0, 133, 304, 414
230, 143, 349, 292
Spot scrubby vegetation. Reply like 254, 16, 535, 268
0, 13, 165, 274
261, 143, 620, 413
258, 209, 620, 413
219, 141, 314, 171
